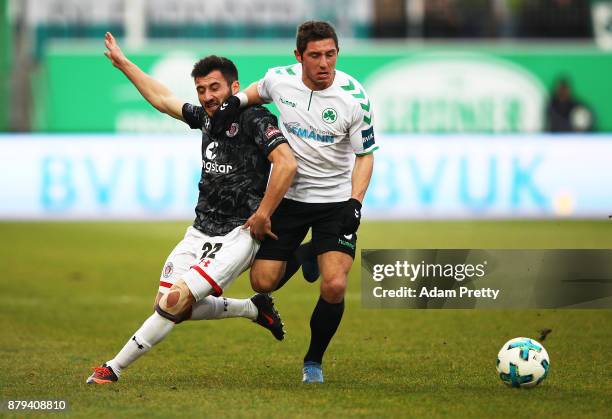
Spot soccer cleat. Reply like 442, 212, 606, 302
251, 293, 285, 341
302, 361, 324, 383
86, 364, 119, 385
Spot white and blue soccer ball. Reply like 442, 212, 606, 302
496, 337, 550, 388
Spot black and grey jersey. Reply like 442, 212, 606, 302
182, 103, 288, 236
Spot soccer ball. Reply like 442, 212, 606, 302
496, 337, 550, 388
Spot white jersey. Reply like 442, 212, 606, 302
257, 63, 378, 203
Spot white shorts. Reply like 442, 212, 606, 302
158, 225, 259, 301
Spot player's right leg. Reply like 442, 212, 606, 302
87, 280, 195, 385
87, 226, 201, 384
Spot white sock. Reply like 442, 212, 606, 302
107, 312, 174, 376
190, 296, 257, 321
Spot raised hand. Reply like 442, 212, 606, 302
104, 32, 128, 68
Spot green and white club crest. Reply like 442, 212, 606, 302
322, 108, 337, 123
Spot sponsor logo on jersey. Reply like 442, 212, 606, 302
265, 126, 283, 139
280, 97, 297, 108
361, 126, 375, 149
322, 107, 338, 124
225, 122, 239, 137
203, 142, 233, 174
283, 122, 334, 144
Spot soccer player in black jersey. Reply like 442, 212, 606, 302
87, 32, 296, 385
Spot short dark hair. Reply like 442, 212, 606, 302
296, 21, 339, 55
191, 55, 238, 85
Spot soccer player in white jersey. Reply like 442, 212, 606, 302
211, 21, 378, 383
86, 33, 297, 384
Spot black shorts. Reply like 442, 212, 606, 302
255, 198, 357, 261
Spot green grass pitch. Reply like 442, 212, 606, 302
1, 221, 611, 418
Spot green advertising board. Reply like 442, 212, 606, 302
37, 42, 612, 133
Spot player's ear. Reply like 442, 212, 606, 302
231, 80, 240, 95
294, 49, 302, 63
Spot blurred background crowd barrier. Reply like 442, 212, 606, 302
0, 0, 611, 219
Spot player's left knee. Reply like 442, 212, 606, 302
321, 276, 347, 302
156, 280, 194, 323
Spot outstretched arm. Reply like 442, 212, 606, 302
104, 32, 184, 121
